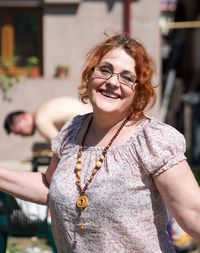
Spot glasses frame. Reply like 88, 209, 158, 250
92, 66, 138, 89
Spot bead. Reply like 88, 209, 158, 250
99, 155, 104, 161
76, 179, 81, 184
74, 116, 130, 212
92, 169, 97, 175
102, 151, 107, 156
80, 223, 85, 230
88, 176, 93, 182
75, 164, 81, 170
76, 171, 81, 179
96, 161, 102, 169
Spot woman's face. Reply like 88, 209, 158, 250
88, 48, 137, 118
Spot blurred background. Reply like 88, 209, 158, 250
0, 0, 200, 252
0, 0, 161, 161
0, 0, 199, 164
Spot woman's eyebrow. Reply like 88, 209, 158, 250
99, 62, 135, 75
99, 61, 112, 67
122, 69, 136, 75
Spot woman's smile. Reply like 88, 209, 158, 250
88, 48, 136, 117
98, 88, 121, 99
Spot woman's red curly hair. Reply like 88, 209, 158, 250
78, 33, 156, 116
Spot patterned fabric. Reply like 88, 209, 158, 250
49, 113, 186, 253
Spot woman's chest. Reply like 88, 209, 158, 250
49, 150, 154, 213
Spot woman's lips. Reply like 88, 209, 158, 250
99, 89, 121, 99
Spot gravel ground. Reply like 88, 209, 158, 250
7, 237, 53, 253
7, 237, 200, 253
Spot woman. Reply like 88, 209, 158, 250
1, 33, 200, 253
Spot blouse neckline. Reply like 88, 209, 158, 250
73, 113, 155, 152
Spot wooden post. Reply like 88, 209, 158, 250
2, 14, 14, 60
124, 0, 131, 34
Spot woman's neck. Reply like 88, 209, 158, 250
91, 111, 130, 135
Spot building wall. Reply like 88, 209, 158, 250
43, 0, 160, 113
0, 0, 160, 160
43, 1, 123, 79
132, 0, 161, 115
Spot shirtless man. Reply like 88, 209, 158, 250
4, 96, 92, 142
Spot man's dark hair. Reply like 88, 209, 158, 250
4, 111, 27, 134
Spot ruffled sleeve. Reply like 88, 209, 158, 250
134, 119, 187, 176
51, 114, 85, 159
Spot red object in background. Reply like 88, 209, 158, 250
160, 0, 177, 11
124, 0, 131, 34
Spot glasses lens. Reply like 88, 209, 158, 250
118, 73, 137, 88
93, 66, 137, 88
94, 67, 111, 79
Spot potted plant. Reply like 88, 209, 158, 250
26, 56, 40, 78
0, 56, 20, 77
55, 64, 69, 78
0, 57, 19, 100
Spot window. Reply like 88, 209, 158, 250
0, 8, 42, 76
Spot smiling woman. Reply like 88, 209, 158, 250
1, 33, 200, 253
86, 48, 137, 121
79, 34, 156, 116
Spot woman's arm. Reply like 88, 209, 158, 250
0, 154, 59, 205
154, 160, 200, 241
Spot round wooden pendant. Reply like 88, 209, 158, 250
76, 195, 89, 209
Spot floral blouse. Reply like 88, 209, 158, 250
49, 113, 186, 253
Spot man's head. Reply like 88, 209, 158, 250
4, 111, 35, 136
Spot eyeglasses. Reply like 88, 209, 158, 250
92, 66, 138, 89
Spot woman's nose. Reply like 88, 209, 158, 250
106, 74, 120, 88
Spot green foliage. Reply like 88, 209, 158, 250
0, 74, 19, 91
0, 56, 20, 99
7, 238, 52, 253
26, 56, 39, 67
0, 56, 20, 69
7, 243, 25, 253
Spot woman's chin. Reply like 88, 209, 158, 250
93, 101, 120, 115
91, 92, 126, 115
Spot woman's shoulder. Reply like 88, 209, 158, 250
139, 116, 184, 140
131, 116, 186, 176
60, 112, 91, 133
51, 113, 91, 158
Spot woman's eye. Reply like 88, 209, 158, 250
121, 74, 134, 82
100, 67, 111, 75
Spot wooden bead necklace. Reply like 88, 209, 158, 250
75, 114, 130, 229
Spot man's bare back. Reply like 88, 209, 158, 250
34, 96, 92, 142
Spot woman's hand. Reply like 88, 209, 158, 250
0, 154, 59, 205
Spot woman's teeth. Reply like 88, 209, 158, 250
100, 90, 120, 99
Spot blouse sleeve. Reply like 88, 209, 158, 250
135, 120, 187, 176
51, 115, 83, 159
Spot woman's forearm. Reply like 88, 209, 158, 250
0, 168, 49, 205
